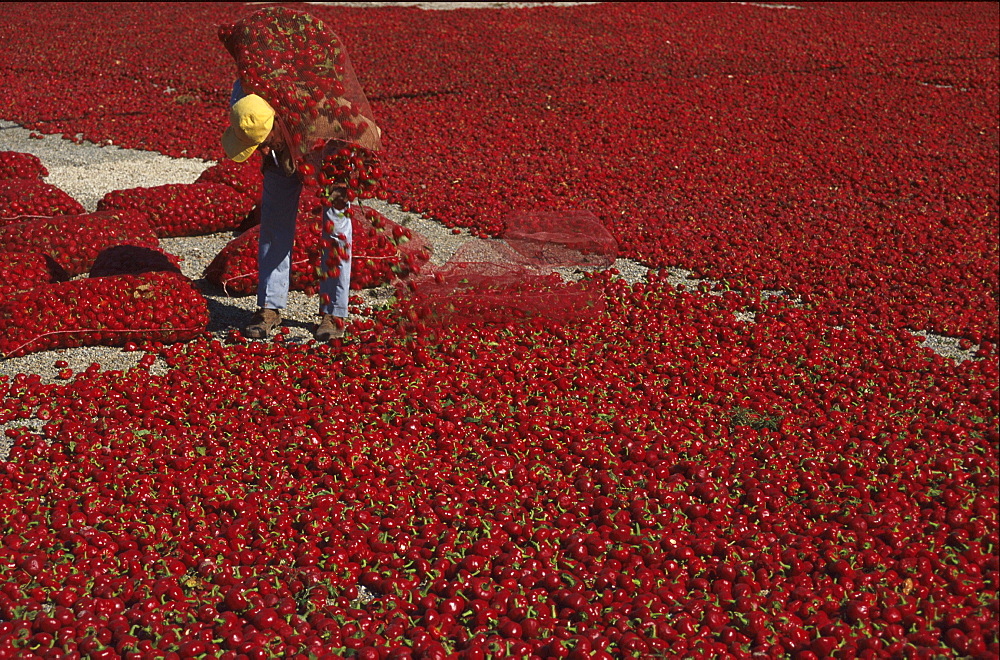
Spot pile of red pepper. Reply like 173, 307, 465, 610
97, 184, 257, 238
0, 211, 160, 276
0, 180, 84, 224
0, 271, 208, 358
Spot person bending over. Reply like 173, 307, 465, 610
222, 81, 370, 342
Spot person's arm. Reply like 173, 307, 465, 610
229, 79, 245, 109
348, 116, 382, 152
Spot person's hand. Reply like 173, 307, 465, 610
263, 125, 288, 152
325, 184, 349, 210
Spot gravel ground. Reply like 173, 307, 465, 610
0, 120, 211, 212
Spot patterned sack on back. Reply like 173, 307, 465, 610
219, 6, 385, 213
219, 6, 382, 170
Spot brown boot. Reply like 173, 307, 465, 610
244, 308, 281, 339
315, 314, 345, 342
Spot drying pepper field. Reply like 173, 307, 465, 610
0, 2, 997, 659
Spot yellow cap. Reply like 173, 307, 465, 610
222, 94, 275, 162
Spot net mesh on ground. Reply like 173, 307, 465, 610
397, 210, 616, 327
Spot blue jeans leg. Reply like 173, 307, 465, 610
320, 204, 352, 318
258, 167, 302, 310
